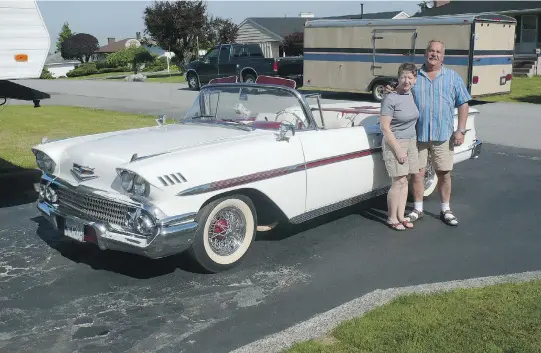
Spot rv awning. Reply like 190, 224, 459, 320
0, 80, 51, 101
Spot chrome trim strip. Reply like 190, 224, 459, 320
290, 186, 390, 224
177, 147, 382, 197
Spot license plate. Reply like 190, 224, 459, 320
500, 76, 506, 85
64, 219, 85, 241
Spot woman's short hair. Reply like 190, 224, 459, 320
398, 62, 417, 77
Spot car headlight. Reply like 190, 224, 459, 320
120, 171, 134, 191
119, 170, 149, 197
32, 149, 56, 174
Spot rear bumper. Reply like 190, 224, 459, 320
470, 139, 482, 159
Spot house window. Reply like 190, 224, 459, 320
515, 15, 521, 42
521, 14, 538, 43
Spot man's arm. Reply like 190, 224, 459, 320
453, 72, 472, 144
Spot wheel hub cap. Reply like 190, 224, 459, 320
208, 207, 246, 256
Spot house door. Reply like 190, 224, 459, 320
517, 15, 538, 53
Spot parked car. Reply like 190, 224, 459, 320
184, 43, 303, 90
32, 77, 482, 273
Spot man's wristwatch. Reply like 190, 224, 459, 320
456, 128, 466, 135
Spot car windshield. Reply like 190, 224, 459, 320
180, 84, 311, 129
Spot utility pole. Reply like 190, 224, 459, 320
360, 3, 364, 18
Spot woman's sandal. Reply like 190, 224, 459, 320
400, 220, 414, 229
387, 221, 406, 231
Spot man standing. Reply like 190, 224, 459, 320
402, 40, 472, 226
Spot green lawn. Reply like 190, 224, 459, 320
0, 105, 157, 173
479, 76, 541, 104
284, 279, 541, 353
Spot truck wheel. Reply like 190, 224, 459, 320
371, 82, 386, 102
243, 73, 256, 83
187, 72, 200, 90
189, 195, 257, 273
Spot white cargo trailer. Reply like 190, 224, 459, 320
0, 0, 51, 104
303, 14, 516, 101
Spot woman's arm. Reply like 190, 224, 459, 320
379, 115, 407, 164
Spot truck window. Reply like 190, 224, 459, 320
233, 45, 244, 57
204, 48, 219, 60
246, 44, 263, 57
219, 45, 231, 62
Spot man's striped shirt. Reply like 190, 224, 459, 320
411, 65, 472, 142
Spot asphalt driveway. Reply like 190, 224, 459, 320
1, 80, 540, 352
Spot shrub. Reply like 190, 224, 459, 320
66, 62, 98, 77
40, 68, 54, 79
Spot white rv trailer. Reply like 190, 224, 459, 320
0, 0, 51, 104
303, 14, 516, 102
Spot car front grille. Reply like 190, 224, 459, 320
56, 187, 135, 227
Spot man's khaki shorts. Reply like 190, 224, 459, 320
418, 138, 454, 172
382, 136, 419, 178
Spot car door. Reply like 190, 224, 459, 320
198, 47, 219, 84
296, 125, 383, 213
217, 44, 237, 79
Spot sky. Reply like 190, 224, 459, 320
36, 0, 421, 51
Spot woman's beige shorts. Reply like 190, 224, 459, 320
382, 136, 420, 178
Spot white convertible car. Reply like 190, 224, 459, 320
33, 76, 482, 273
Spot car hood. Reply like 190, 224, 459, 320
57, 123, 269, 186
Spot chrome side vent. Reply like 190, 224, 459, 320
158, 173, 187, 186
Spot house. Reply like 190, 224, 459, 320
236, 11, 410, 58
93, 32, 175, 61
414, 1, 541, 76
92, 35, 142, 61
43, 52, 80, 78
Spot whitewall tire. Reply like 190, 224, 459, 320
189, 195, 256, 273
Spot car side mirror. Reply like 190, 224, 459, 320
277, 121, 295, 142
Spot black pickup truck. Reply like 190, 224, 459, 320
184, 43, 303, 90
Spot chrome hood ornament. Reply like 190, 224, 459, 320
71, 163, 98, 181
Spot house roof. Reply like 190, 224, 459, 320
96, 38, 134, 53
45, 52, 80, 66
323, 10, 405, 20
414, 1, 541, 17
244, 17, 313, 41
244, 11, 406, 41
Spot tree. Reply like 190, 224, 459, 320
56, 22, 74, 53
143, 0, 207, 70
282, 32, 304, 56
60, 33, 99, 63
416, 1, 429, 14
205, 17, 239, 45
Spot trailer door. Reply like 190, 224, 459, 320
469, 20, 515, 96
371, 28, 417, 77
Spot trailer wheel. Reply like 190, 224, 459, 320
371, 82, 386, 102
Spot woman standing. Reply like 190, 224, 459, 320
379, 63, 419, 231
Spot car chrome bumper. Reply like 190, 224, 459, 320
470, 139, 482, 159
36, 175, 199, 259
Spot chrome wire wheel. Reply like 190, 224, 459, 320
423, 156, 438, 197
208, 206, 247, 257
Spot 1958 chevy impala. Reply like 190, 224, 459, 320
32, 76, 482, 273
